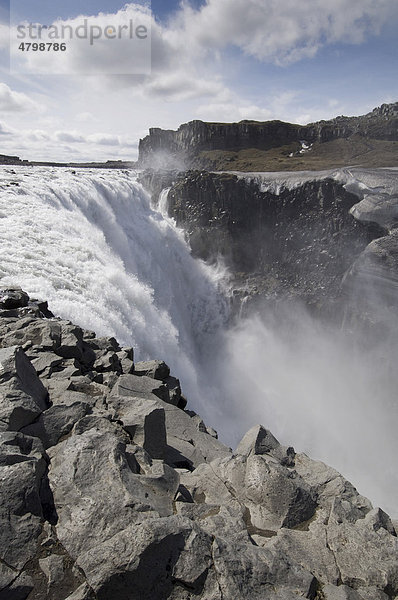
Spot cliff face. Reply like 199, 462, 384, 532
138, 103, 398, 171
0, 154, 27, 166
139, 120, 304, 166
1, 286, 398, 600
140, 170, 385, 313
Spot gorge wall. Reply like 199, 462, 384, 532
139, 169, 387, 317
138, 103, 398, 171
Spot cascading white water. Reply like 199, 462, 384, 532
0, 166, 230, 412
1, 165, 398, 517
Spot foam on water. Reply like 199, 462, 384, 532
0, 166, 230, 401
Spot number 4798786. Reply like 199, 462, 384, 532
18, 42, 67, 51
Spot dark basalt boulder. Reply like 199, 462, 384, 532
0, 287, 29, 309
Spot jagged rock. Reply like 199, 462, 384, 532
83, 336, 120, 353
26, 350, 63, 377
0, 562, 17, 592
107, 394, 167, 459
65, 379, 108, 405
245, 454, 317, 530
326, 513, 398, 593
65, 583, 95, 600
0, 432, 46, 571
182, 452, 317, 533
75, 516, 213, 599
47, 416, 180, 562
207, 535, 317, 600
293, 453, 372, 519
265, 514, 341, 583
365, 507, 396, 536
92, 350, 121, 373
0, 346, 48, 430
56, 323, 85, 361
236, 424, 296, 466
186, 410, 218, 437
48, 359, 82, 379
236, 424, 281, 455
322, 584, 369, 599
21, 399, 91, 448
49, 388, 98, 409
353, 589, 390, 600
134, 359, 170, 380
33, 299, 54, 319
160, 401, 231, 469
163, 375, 183, 407
39, 554, 65, 590
0, 318, 61, 351
0, 571, 34, 600
116, 347, 134, 374
0, 287, 29, 309
110, 373, 170, 403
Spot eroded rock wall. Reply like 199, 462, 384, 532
140, 170, 385, 313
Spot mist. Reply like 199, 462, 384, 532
196, 300, 398, 518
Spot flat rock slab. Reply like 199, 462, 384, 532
0, 346, 48, 431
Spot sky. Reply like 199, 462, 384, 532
0, 0, 397, 162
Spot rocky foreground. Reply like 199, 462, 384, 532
0, 287, 397, 600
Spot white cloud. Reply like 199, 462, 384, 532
55, 131, 86, 143
76, 112, 97, 123
0, 121, 13, 135
175, 0, 396, 65
87, 133, 120, 146
0, 120, 138, 162
142, 71, 227, 101
8, 0, 396, 107
0, 83, 41, 112
195, 101, 273, 122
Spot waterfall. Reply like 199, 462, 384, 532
0, 166, 231, 414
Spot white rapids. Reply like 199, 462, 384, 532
0, 166, 230, 404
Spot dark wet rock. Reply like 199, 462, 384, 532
0, 288, 29, 310
141, 170, 384, 319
